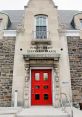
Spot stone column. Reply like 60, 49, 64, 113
53, 63, 60, 108
24, 63, 30, 108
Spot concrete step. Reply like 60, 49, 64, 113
0, 107, 22, 117
16, 106, 70, 117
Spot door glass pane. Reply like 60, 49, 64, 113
44, 73, 48, 81
44, 85, 48, 89
35, 73, 40, 81
35, 85, 40, 89
35, 94, 40, 100
44, 94, 48, 100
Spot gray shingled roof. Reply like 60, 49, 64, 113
2, 10, 24, 30
2, 10, 80, 30
58, 10, 80, 29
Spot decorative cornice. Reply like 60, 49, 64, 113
65, 30, 80, 36
23, 50, 60, 60
59, 29, 80, 37
3, 30, 16, 37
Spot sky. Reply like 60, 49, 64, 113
0, 0, 82, 11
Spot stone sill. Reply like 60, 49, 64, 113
31, 39, 51, 45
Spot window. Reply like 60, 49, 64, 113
80, 19, 82, 28
35, 85, 40, 89
44, 94, 48, 100
35, 15, 48, 39
35, 73, 40, 81
43, 73, 48, 81
35, 94, 40, 100
44, 85, 48, 89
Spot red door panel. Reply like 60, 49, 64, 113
31, 69, 52, 105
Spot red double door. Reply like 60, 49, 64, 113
31, 69, 52, 105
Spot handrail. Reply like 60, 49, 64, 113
60, 93, 73, 117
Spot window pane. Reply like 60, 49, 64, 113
40, 17, 42, 26
36, 15, 47, 26
36, 18, 39, 26
35, 73, 40, 81
36, 26, 46, 31
36, 26, 47, 39
35, 94, 40, 100
44, 85, 48, 89
44, 73, 48, 81
35, 85, 40, 89
43, 18, 46, 26
44, 94, 48, 100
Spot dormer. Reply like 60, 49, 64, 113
71, 12, 82, 30
0, 12, 11, 30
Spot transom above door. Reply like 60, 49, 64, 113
31, 69, 52, 105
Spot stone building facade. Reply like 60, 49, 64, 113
0, 0, 82, 107
67, 37, 82, 104
0, 38, 15, 106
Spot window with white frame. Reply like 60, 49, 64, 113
35, 15, 48, 39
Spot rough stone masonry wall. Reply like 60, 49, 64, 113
67, 36, 82, 105
0, 37, 15, 107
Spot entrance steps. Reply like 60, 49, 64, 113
16, 106, 70, 117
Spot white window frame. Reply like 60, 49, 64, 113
34, 15, 48, 39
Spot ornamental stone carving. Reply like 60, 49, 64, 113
17, 24, 25, 33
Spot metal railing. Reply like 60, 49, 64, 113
33, 31, 50, 39
60, 93, 73, 117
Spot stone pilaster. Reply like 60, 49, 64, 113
24, 62, 30, 108
53, 63, 60, 108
